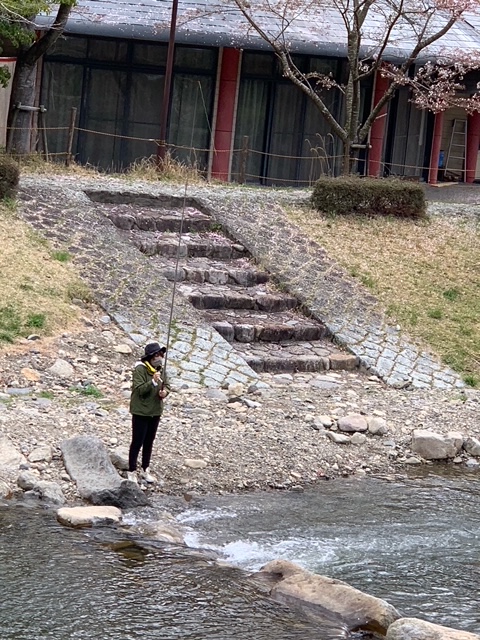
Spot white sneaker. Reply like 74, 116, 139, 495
141, 467, 156, 483
126, 471, 138, 484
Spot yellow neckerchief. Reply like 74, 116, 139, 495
144, 361, 158, 376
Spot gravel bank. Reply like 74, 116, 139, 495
1, 174, 480, 504
1, 304, 480, 504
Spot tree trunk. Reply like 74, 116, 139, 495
6, 61, 37, 154
342, 140, 351, 175
6, 3, 73, 155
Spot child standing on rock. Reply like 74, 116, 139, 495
128, 342, 170, 485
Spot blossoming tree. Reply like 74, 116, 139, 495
228, 0, 480, 173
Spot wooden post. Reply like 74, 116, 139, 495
39, 106, 49, 161
66, 106, 77, 166
238, 135, 249, 183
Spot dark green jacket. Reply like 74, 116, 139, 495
129, 362, 170, 417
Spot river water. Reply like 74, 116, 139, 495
1, 471, 480, 639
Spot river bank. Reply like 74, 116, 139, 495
1, 300, 480, 504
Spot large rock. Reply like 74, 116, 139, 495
90, 480, 150, 509
0, 478, 12, 499
386, 618, 480, 640
61, 436, 149, 508
27, 480, 66, 505
256, 559, 400, 634
47, 358, 75, 378
57, 505, 122, 528
411, 430, 463, 460
463, 437, 480, 457
0, 435, 26, 477
338, 414, 368, 433
110, 446, 129, 471
128, 519, 186, 544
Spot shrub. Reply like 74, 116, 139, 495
0, 155, 20, 199
311, 176, 426, 218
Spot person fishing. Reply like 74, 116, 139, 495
127, 342, 170, 485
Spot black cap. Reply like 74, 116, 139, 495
141, 342, 166, 361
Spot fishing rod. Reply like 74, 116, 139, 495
161, 176, 189, 389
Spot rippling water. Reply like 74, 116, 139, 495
0, 505, 347, 640
180, 470, 480, 633
2, 472, 480, 639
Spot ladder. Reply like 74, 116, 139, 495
444, 118, 467, 178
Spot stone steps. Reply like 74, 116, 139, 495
233, 341, 359, 373
131, 231, 246, 260
160, 258, 269, 287
103, 205, 215, 233
205, 309, 328, 343
179, 283, 298, 312
92, 195, 362, 377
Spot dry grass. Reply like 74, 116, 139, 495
0, 200, 89, 345
124, 153, 205, 184
287, 205, 480, 386
13, 153, 101, 177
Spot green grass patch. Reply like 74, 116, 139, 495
38, 390, 54, 399
463, 374, 478, 388
73, 384, 103, 398
52, 250, 71, 262
427, 308, 443, 320
0, 199, 87, 348
26, 313, 46, 329
0, 306, 48, 341
443, 287, 460, 302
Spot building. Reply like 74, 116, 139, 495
34, 0, 480, 185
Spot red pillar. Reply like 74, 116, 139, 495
428, 111, 445, 185
211, 49, 241, 181
367, 71, 390, 177
466, 112, 480, 183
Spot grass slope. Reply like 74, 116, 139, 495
287, 206, 480, 386
0, 199, 90, 344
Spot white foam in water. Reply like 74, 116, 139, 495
177, 507, 238, 525
217, 537, 339, 571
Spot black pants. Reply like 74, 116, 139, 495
128, 414, 161, 472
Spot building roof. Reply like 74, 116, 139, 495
39, 0, 480, 60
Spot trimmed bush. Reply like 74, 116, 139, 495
311, 176, 426, 218
0, 154, 20, 199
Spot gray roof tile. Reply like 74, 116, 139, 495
38, 1, 480, 59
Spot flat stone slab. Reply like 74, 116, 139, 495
57, 505, 122, 528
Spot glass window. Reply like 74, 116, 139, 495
309, 57, 340, 77
49, 36, 88, 59
133, 43, 167, 67
232, 78, 269, 181
41, 62, 84, 158
82, 69, 127, 169
126, 72, 165, 163
300, 88, 343, 181
242, 52, 274, 77
88, 39, 128, 63
267, 83, 305, 183
174, 47, 216, 71
168, 74, 214, 170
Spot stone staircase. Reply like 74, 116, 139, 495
97, 197, 359, 375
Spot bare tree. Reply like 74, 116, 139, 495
227, 0, 480, 173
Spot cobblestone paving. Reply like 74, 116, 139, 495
18, 174, 464, 390
17, 181, 258, 389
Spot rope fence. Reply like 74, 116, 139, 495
4, 118, 463, 187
